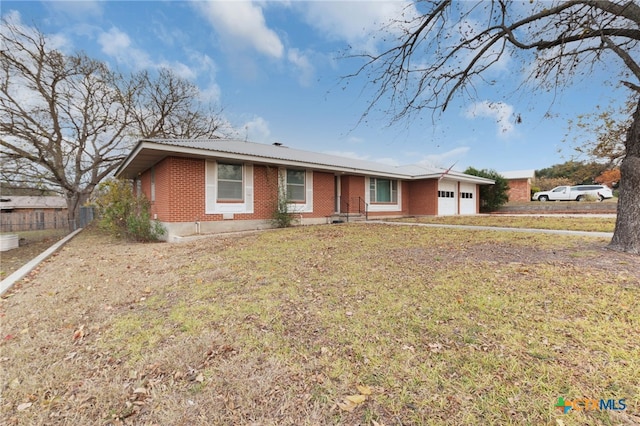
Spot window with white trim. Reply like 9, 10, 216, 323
217, 163, 243, 201
370, 178, 397, 203
286, 169, 306, 202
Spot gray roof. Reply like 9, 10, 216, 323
0, 196, 67, 210
116, 138, 494, 184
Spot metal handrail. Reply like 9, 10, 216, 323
358, 197, 368, 220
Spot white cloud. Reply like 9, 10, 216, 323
287, 48, 314, 86
1, 10, 70, 52
98, 27, 203, 83
192, 1, 284, 59
416, 147, 470, 168
46, 0, 103, 20
186, 52, 220, 103
347, 136, 365, 144
98, 27, 153, 69
243, 117, 272, 143
465, 101, 516, 138
299, 1, 417, 53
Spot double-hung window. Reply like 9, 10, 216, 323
370, 178, 397, 203
286, 169, 306, 202
217, 163, 243, 201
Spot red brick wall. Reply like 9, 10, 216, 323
140, 158, 173, 221
407, 179, 438, 215
340, 175, 365, 213
402, 181, 410, 214
310, 171, 335, 218
251, 165, 279, 219
153, 159, 172, 221
507, 179, 531, 202
139, 160, 462, 221
140, 159, 336, 222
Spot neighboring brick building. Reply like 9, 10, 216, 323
500, 170, 535, 202
116, 139, 494, 240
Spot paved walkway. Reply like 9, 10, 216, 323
371, 221, 614, 239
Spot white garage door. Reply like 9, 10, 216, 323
437, 179, 457, 215
459, 182, 476, 215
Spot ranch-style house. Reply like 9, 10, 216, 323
115, 139, 494, 241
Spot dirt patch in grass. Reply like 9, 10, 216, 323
1, 224, 638, 425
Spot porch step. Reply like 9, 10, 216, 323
327, 213, 367, 223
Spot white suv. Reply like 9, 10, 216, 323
532, 185, 613, 202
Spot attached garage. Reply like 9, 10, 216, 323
437, 179, 457, 216
459, 182, 477, 215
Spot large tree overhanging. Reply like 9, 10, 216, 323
347, 0, 640, 254
0, 19, 224, 230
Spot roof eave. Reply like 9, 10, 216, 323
116, 140, 412, 180
115, 139, 495, 184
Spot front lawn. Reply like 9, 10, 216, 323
1, 224, 638, 425
390, 215, 616, 233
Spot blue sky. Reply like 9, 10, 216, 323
2, 1, 628, 173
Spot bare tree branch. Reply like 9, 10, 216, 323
346, 0, 640, 253
1, 18, 225, 228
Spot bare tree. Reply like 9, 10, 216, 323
1, 19, 223, 230
347, 0, 640, 254
132, 68, 224, 139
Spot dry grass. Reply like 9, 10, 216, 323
1, 224, 638, 425
1, 229, 70, 278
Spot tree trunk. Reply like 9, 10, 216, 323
608, 100, 640, 254
65, 191, 91, 232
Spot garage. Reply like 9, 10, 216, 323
437, 179, 457, 215
459, 182, 477, 215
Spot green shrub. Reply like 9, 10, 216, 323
93, 179, 165, 242
530, 185, 541, 199
464, 167, 510, 212
270, 181, 295, 228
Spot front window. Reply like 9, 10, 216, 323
217, 163, 243, 201
286, 169, 306, 202
370, 178, 397, 203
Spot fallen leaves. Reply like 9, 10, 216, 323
337, 384, 373, 412
16, 402, 32, 411
357, 384, 372, 395
72, 325, 84, 341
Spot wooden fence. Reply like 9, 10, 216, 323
0, 210, 69, 232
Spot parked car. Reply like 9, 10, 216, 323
532, 185, 613, 202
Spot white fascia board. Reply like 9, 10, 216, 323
118, 140, 494, 183
127, 141, 411, 179
114, 140, 146, 177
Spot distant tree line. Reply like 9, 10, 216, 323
533, 161, 620, 192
